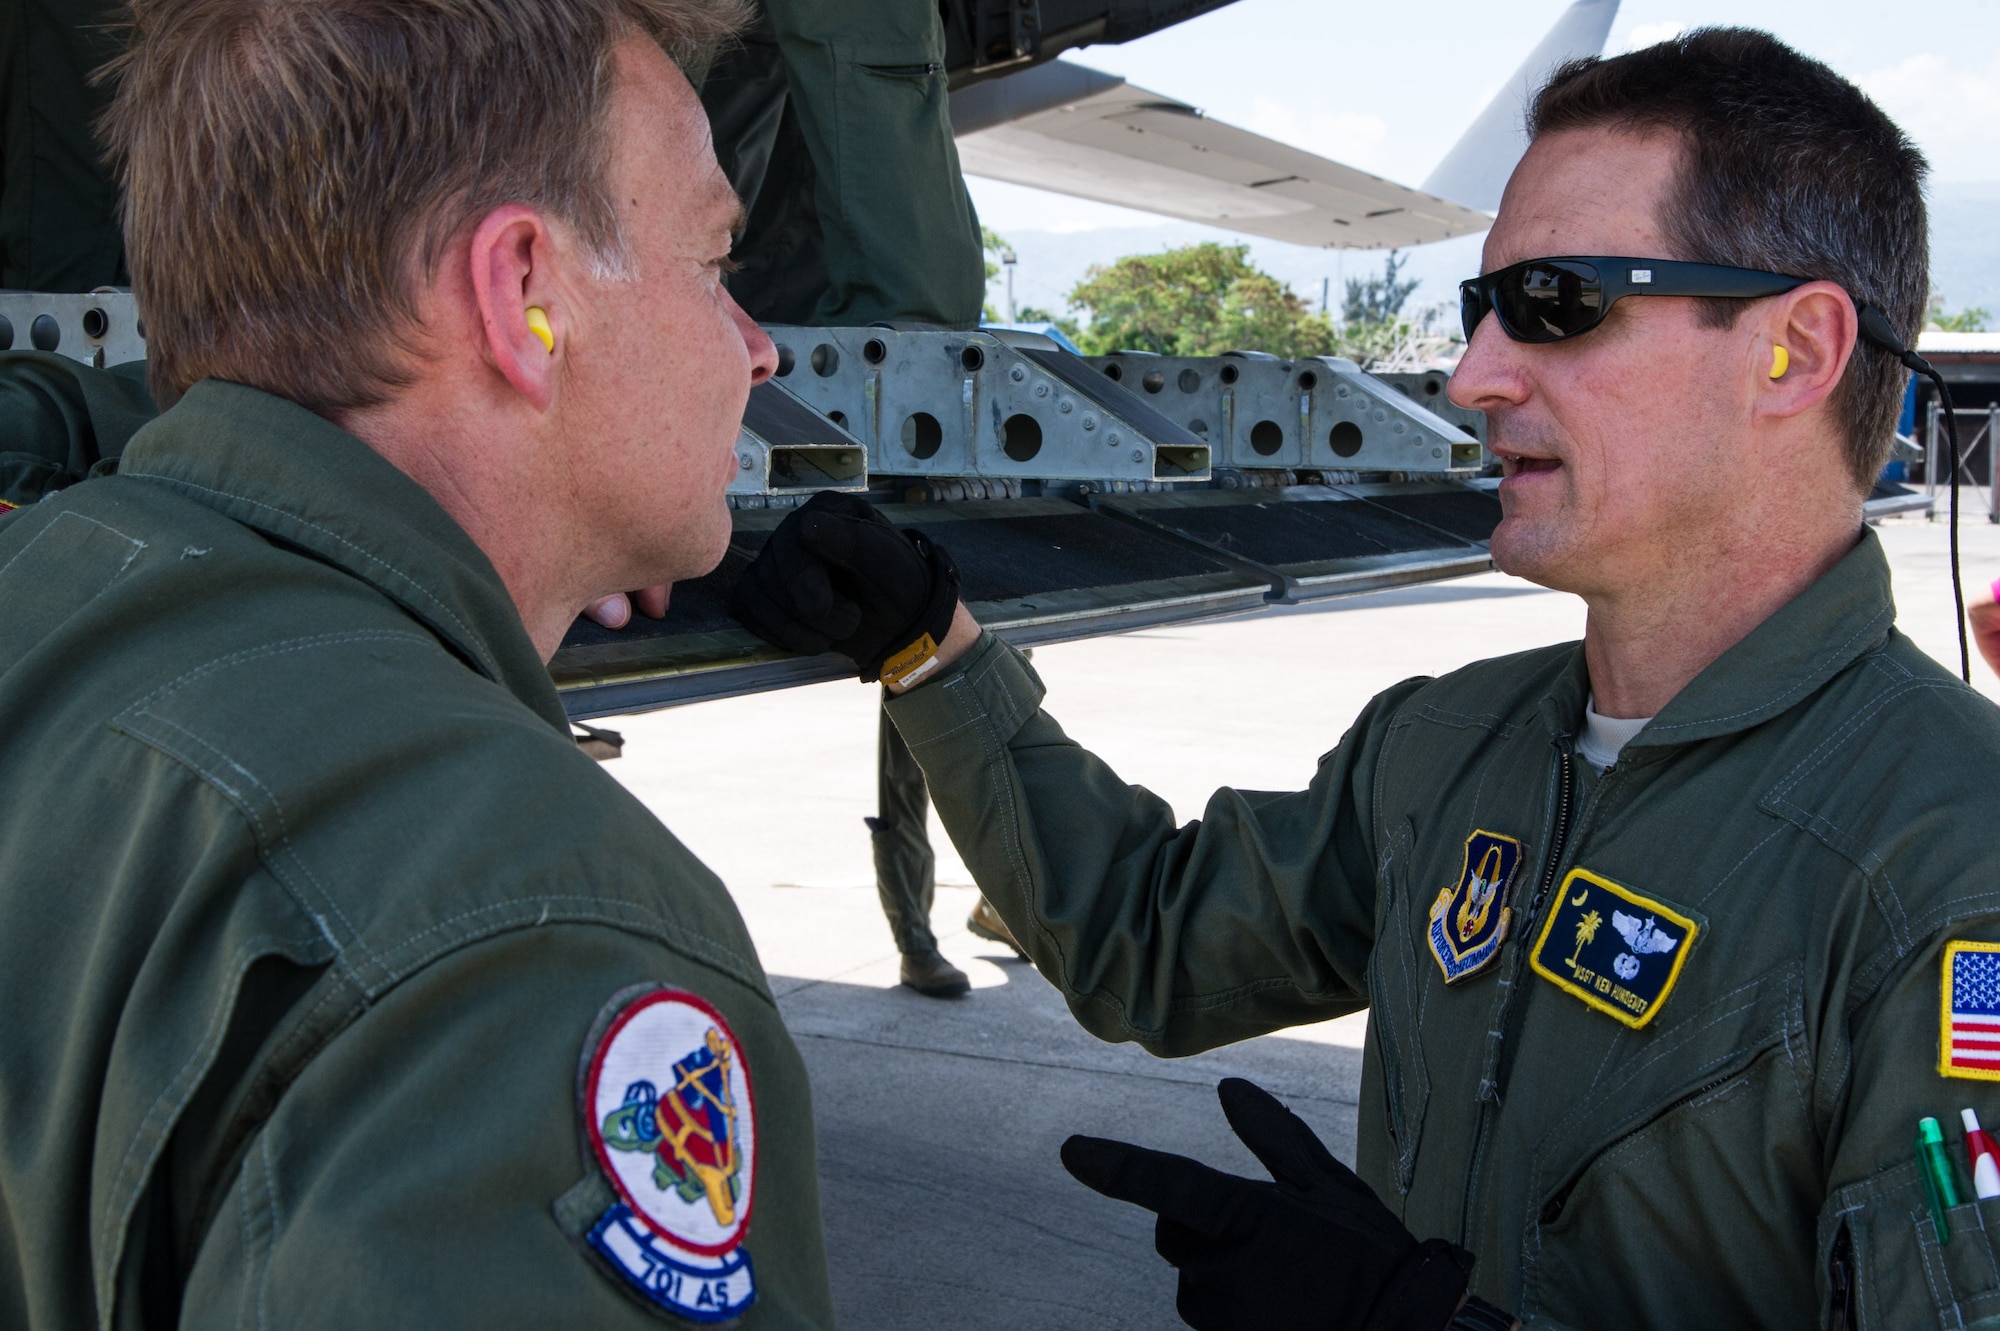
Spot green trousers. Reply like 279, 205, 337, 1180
775, 0, 984, 328
0, 0, 127, 290
867, 692, 937, 956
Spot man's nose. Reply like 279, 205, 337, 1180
731, 295, 778, 385
1448, 314, 1527, 413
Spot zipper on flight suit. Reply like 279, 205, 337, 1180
1457, 743, 1577, 1244
1528, 747, 1578, 923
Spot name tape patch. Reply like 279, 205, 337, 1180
1426, 830, 1523, 983
579, 986, 758, 1322
1941, 941, 2000, 1081
1529, 868, 1698, 1029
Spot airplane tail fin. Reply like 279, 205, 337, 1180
1419, 0, 1621, 214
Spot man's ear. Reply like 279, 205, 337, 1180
1755, 281, 1856, 425
468, 204, 565, 412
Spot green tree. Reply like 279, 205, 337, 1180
1928, 292, 1992, 333
981, 227, 1013, 323
1343, 250, 1419, 326
1065, 242, 1338, 358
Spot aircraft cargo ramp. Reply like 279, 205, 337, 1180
554, 480, 1501, 718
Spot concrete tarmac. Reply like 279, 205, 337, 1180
602, 510, 2000, 1329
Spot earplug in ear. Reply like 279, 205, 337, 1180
525, 306, 554, 354
1769, 344, 1788, 380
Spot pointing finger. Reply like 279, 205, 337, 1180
1060, 1135, 1243, 1239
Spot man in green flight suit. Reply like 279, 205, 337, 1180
0, 0, 1001, 999
732, 29, 2000, 1331
0, 1, 839, 1325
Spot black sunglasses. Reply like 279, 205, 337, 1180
1459, 257, 1807, 344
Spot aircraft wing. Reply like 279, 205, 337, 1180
950, 60, 1493, 249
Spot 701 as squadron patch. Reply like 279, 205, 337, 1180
1427, 830, 1523, 983
1530, 868, 1700, 1029
577, 985, 758, 1323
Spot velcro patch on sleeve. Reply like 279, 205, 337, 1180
1940, 941, 2000, 1081
571, 985, 758, 1322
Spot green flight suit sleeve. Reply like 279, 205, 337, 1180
886, 632, 1426, 1057
1819, 923, 2000, 1331
0, 351, 156, 506
762, 0, 984, 328
178, 924, 835, 1329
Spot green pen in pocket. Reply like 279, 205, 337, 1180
1919, 1116, 1963, 1243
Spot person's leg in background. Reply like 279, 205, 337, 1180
700, 1, 999, 991
869, 693, 969, 996
762, 0, 984, 329
0, 0, 129, 290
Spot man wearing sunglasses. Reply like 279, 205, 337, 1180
733, 26, 2000, 1331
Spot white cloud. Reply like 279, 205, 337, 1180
1243, 97, 1393, 175
1859, 50, 2000, 181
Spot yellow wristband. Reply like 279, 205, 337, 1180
879, 632, 941, 688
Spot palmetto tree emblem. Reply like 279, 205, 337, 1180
1568, 908, 1603, 968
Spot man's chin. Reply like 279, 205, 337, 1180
686, 495, 736, 578
1488, 518, 1577, 588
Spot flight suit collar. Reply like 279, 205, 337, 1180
1626, 526, 1893, 752
118, 378, 570, 733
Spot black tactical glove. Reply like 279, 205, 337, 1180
1062, 1078, 1479, 1331
729, 491, 961, 686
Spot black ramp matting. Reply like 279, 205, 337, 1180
1148, 498, 1459, 567
1359, 488, 1501, 542
557, 507, 1236, 652
932, 511, 1232, 600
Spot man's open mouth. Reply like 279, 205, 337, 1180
1502, 455, 1561, 477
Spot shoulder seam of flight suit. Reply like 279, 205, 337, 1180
115, 628, 436, 721
1398, 701, 1522, 735
112, 691, 773, 1000
1760, 666, 1987, 949
115, 700, 393, 980
1755, 651, 2000, 1008
121, 468, 505, 685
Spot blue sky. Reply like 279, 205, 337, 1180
969, 0, 2000, 318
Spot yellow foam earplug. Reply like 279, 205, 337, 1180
1769, 344, 1788, 379
525, 306, 554, 353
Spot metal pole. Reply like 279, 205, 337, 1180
1001, 249, 1017, 324
1928, 399, 1940, 503
1989, 405, 1998, 524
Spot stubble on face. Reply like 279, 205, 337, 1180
562, 37, 757, 594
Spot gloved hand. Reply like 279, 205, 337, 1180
1062, 1078, 1477, 1331
728, 491, 960, 686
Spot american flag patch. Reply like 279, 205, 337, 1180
1941, 941, 2000, 1081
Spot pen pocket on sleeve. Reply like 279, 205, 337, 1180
1829, 1160, 2000, 1329
1916, 1194, 2000, 1319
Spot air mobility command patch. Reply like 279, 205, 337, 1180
1940, 941, 2000, 1081
1529, 869, 1699, 1029
575, 985, 758, 1322
1427, 830, 1523, 983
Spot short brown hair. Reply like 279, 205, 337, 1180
101, 0, 748, 410
1531, 28, 1928, 491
